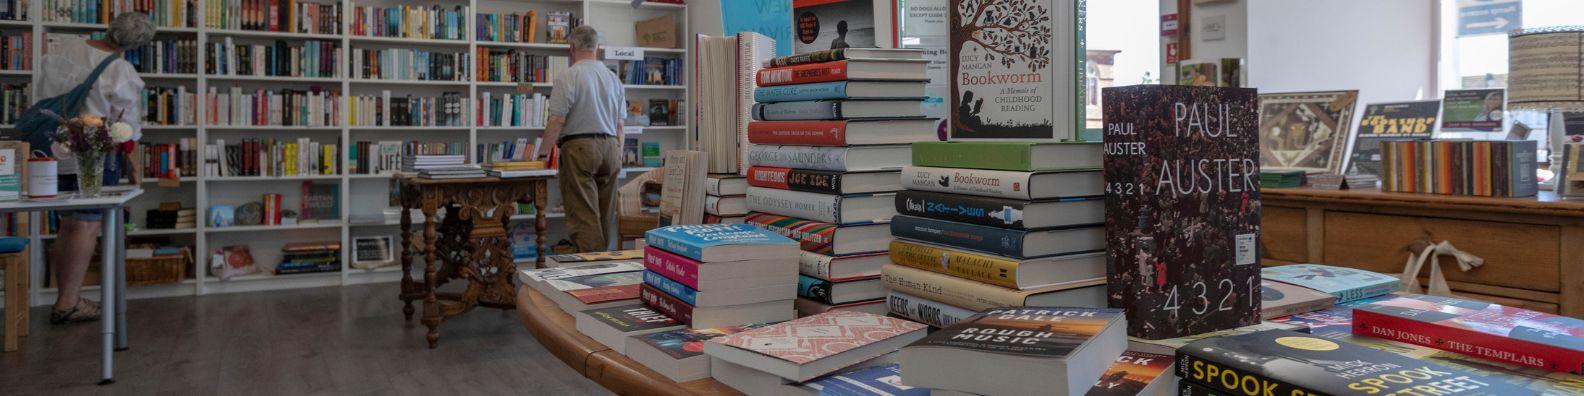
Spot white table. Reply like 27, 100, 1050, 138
0, 187, 141, 385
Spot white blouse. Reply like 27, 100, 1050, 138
33, 40, 144, 174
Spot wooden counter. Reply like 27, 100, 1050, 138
514, 285, 741, 396
1261, 187, 1584, 317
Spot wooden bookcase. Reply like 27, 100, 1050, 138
0, 0, 687, 304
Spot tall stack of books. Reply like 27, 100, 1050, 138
743, 48, 932, 318
886, 141, 1109, 328
702, 174, 746, 224
401, 153, 471, 179
276, 241, 340, 275
639, 224, 800, 329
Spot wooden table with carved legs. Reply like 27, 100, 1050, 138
395, 175, 553, 348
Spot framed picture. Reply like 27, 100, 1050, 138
352, 236, 394, 264
1258, 90, 1360, 174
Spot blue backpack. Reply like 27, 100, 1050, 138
15, 53, 122, 155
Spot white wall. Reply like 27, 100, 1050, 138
1159, 0, 1249, 84
1247, 0, 1437, 107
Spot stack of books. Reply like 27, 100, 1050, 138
1176, 329, 1523, 395
276, 241, 340, 275
743, 48, 932, 318
144, 202, 197, 230
886, 141, 1109, 328
900, 307, 1128, 395
417, 166, 484, 180
1379, 139, 1538, 197
702, 174, 747, 224
401, 154, 472, 178
1308, 173, 1379, 190
483, 161, 552, 178
1259, 169, 1306, 188
639, 224, 800, 329
703, 311, 926, 395
520, 258, 644, 313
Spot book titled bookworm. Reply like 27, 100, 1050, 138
1262, 263, 1400, 303
1353, 294, 1584, 374
704, 310, 927, 382
911, 141, 1103, 171
900, 307, 1128, 396
643, 224, 799, 262
747, 119, 938, 146
1177, 329, 1524, 395
901, 166, 1103, 200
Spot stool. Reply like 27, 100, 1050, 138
1, 236, 29, 352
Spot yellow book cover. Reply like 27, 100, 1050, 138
527, 10, 538, 43
888, 240, 1022, 289
323, 144, 336, 174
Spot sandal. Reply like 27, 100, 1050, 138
50, 299, 102, 324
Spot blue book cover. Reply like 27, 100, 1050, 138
644, 224, 798, 262
1263, 264, 1401, 303
889, 214, 1028, 258
754, 81, 851, 103
805, 364, 928, 396
642, 269, 698, 306
795, 275, 834, 304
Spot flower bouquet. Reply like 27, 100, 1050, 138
46, 111, 134, 197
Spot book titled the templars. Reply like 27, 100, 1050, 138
1176, 329, 1525, 395
899, 307, 1128, 396
1102, 85, 1262, 340
1352, 294, 1584, 375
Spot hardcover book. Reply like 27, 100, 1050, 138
889, 214, 1104, 258
894, 190, 1104, 230
948, 0, 1084, 139
704, 310, 927, 382
769, 48, 925, 67
751, 100, 927, 120
1351, 100, 1441, 176
1353, 294, 1584, 374
745, 212, 892, 256
799, 251, 888, 281
641, 245, 799, 292
1262, 264, 1400, 303
1177, 329, 1524, 395
900, 307, 1128, 395
748, 144, 911, 172
753, 81, 928, 103
575, 303, 683, 353
797, 274, 884, 305
1258, 90, 1359, 173
881, 264, 1108, 312
745, 187, 897, 225
643, 224, 800, 262
747, 166, 903, 195
1086, 351, 1175, 396
640, 283, 795, 329
705, 174, 749, 196
886, 291, 977, 329
886, 239, 1105, 289
1102, 85, 1262, 340
900, 166, 1104, 200
746, 119, 938, 146
911, 141, 1103, 171
794, 297, 889, 317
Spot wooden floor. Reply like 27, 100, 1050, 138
0, 283, 612, 395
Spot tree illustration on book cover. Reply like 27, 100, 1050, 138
1101, 85, 1262, 340
949, 0, 1057, 139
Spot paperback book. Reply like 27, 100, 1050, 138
1176, 329, 1524, 395
1353, 294, 1584, 374
1262, 263, 1400, 303
900, 307, 1128, 395
704, 310, 926, 382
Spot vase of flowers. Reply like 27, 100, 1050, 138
49, 113, 133, 198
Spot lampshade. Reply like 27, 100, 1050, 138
1508, 26, 1584, 112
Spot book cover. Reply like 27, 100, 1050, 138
1262, 264, 1400, 303
792, 0, 880, 54
1259, 280, 1336, 320
886, 291, 976, 329
754, 81, 915, 103
567, 284, 641, 305
640, 283, 697, 326
642, 141, 662, 167
582, 303, 681, 333
890, 214, 1102, 258
633, 323, 777, 360
895, 190, 1102, 230
795, 274, 873, 305
908, 307, 1122, 357
300, 181, 339, 220
1086, 351, 1174, 396
1441, 89, 1504, 133
643, 224, 799, 262
1258, 90, 1359, 173
911, 141, 1102, 171
800, 251, 887, 281
745, 212, 849, 255
709, 310, 925, 365
748, 144, 909, 172
948, 0, 1083, 140
756, 61, 852, 87
804, 364, 927, 396
881, 263, 1107, 312
1351, 100, 1440, 176
1177, 329, 1524, 395
643, 246, 703, 289
1353, 294, 1584, 374
887, 234, 1037, 286
643, 269, 700, 306
547, 250, 644, 264
745, 187, 894, 225
747, 121, 852, 146
522, 261, 644, 290
1102, 85, 1262, 340
747, 166, 857, 195
900, 165, 1104, 200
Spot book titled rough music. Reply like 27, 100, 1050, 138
1102, 85, 1262, 340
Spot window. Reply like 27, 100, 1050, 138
1084, 0, 1161, 129
1436, 0, 1584, 156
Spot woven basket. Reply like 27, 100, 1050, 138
126, 250, 189, 286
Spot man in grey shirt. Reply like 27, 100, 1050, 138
538, 25, 626, 252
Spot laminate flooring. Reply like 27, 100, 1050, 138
0, 283, 611, 396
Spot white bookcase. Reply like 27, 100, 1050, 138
0, 0, 688, 304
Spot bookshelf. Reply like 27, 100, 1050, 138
0, 0, 689, 304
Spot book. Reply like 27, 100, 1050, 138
643, 224, 800, 262
886, 291, 977, 329
1126, 321, 1300, 356
565, 286, 642, 308
519, 263, 644, 311
799, 251, 888, 282
1353, 294, 1584, 374
801, 364, 927, 396
794, 297, 889, 317
900, 307, 1127, 396
747, 167, 902, 195
640, 284, 795, 329
751, 100, 926, 120
745, 188, 896, 225
641, 142, 662, 168
745, 212, 892, 256
1441, 89, 1504, 133
1379, 139, 1538, 197
1261, 264, 1401, 303
901, 166, 1103, 200
300, 181, 339, 221
703, 195, 748, 216
1102, 85, 1262, 340
1259, 280, 1336, 320
912, 141, 1103, 171
642, 270, 796, 307
1351, 100, 1441, 176
575, 304, 684, 354
948, 0, 1083, 140
746, 119, 938, 146
895, 190, 1103, 230
704, 174, 748, 196
545, 249, 644, 267
887, 239, 1105, 289
756, 60, 927, 87
754, 81, 927, 103
704, 311, 927, 382
890, 215, 1104, 258
748, 144, 911, 172
797, 275, 883, 305
881, 264, 1107, 312
1176, 329, 1524, 395
625, 323, 777, 382
1086, 351, 1176, 396
1258, 90, 1359, 173
791, 0, 898, 53
657, 150, 708, 226
694, 32, 773, 175
769, 48, 925, 67
642, 245, 799, 292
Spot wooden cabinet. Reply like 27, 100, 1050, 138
1261, 188, 1584, 317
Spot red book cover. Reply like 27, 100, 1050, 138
643, 245, 702, 290
756, 61, 849, 87
640, 283, 694, 326
746, 121, 848, 145
567, 284, 641, 305
747, 166, 794, 190
1353, 294, 1584, 374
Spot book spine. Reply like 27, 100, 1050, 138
642, 232, 706, 261
642, 245, 701, 290
755, 61, 848, 87
703, 177, 724, 196
642, 270, 698, 306
911, 142, 1036, 171
1352, 308, 1584, 374
890, 215, 1029, 258
747, 166, 844, 194
745, 212, 841, 255
745, 121, 849, 146
880, 264, 1027, 311
1175, 346, 1320, 396
639, 283, 693, 327
887, 239, 1022, 289
1177, 380, 1231, 396
797, 251, 836, 280
894, 190, 1035, 229
1334, 283, 1396, 304
767, 49, 844, 67
752, 81, 849, 103
900, 165, 1035, 200
750, 101, 840, 121
886, 291, 975, 329
747, 145, 850, 172
745, 187, 841, 224
796, 275, 835, 305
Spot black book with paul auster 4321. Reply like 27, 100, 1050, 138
1176, 329, 1525, 396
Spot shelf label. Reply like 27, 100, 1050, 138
605, 47, 644, 61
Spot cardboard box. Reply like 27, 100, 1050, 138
635, 14, 677, 49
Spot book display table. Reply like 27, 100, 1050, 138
396, 175, 554, 348
514, 285, 740, 396
1262, 187, 1584, 317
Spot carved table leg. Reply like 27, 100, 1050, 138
400, 184, 415, 321
422, 194, 441, 349
535, 181, 549, 269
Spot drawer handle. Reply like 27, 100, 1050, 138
1402, 240, 1485, 297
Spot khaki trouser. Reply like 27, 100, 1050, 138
558, 135, 621, 252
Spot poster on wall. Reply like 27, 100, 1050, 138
1350, 100, 1440, 176
949, 0, 1083, 141
901, 0, 950, 136
1257, 90, 1359, 174
1441, 89, 1504, 133
723, 0, 795, 56
793, 0, 897, 54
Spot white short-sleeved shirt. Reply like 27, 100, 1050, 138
547, 59, 625, 139
34, 40, 144, 174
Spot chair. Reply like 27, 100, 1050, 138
1, 236, 29, 352
615, 169, 663, 247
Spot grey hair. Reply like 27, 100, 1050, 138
569, 26, 600, 52
106, 12, 156, 50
